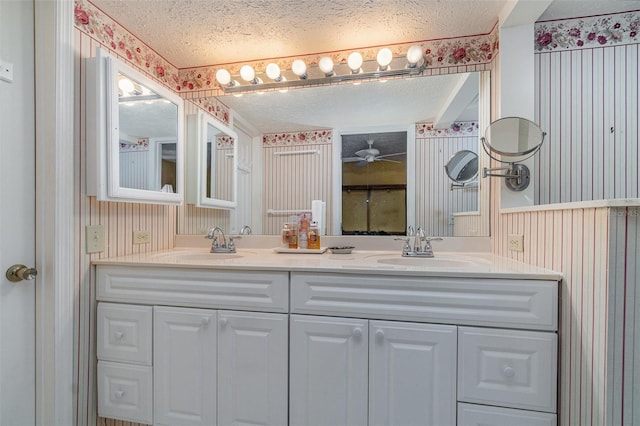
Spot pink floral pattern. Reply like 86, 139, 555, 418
217, 135, 234, 148
416, 122, 478, 138
119, 138, 149, 152
74, 0, 179, 90
263, 130, 332, 146
189, 97, 230, 125
535, 10, 640, 51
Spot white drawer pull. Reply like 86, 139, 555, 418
219, 317, 228, 328
502, 365, 515, 378
114, 331, 124, 340
201, 316, 211, 327
114, 390, 125, 399
375, 329, 385, 341
352, 327, 363, 339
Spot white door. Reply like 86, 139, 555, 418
154, 306, 217, 426
0, 0, 37, 424
289, 315, 368, 426
217, 310, 288, 426
369, 321, 457, 426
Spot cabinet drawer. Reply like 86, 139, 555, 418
97, 361, 152, 425
458, 403, 557, 426
97, 266, 289, 313
97, 302, 152, 365
458, 327, 557, 413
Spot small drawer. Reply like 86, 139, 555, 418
97, 361, 152, 424
458, 403, 557, 426
97, 302, 152, 365
458, 327, 557, 413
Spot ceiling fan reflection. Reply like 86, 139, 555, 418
342, 139, 406, 165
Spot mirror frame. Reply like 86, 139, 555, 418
187, 111, 238, 209
86, 47, 185, 205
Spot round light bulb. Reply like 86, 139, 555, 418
265, 63, 281, 80
347, 52, 363, 72
118, 78, 135, 95
406, 45, 424, 66
240, 65, 255, 82
377, 48, 393, 68
318, 57, 334, 75
215, 69, 231, 85
292, 59, 307, 78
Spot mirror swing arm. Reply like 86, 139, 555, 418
480, 117, 547, 192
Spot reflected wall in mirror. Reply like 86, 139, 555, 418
186, 111, 237, 209
178, 70, 490, 236
86, 48, 184, 205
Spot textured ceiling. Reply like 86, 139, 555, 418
90, 0, 509, 68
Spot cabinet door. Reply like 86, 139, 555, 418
369, 321, 457, 426
217, 311, 288, 426
154, 306, 217, 426
290, 315, 368, 426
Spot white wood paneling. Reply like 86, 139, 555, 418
535, 44, 640, 204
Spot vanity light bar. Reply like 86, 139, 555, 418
273, 149, 320, 157
218, 45, 427, 95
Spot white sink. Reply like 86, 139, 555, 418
150, 251, 249, 262
364, 253, 490, 269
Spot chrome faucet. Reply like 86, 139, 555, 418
206, 226, 236, 253
395, 227, 443, 257
240, 225, 252, 235
413, 227, 425, 252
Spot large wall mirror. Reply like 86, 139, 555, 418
179, 70, 489, 236
86, 48, 184, 204
186, 111, 238, 209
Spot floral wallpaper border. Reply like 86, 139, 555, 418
75, 0, 180, 91
416, 122, 479, 138
180, 33, 498, 95
188, 98, 230, 126
119, 139, 149, 152
535, 10, 640, 52
217, 135, 234, 149
263, 130, 333, 147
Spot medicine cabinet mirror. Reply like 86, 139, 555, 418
86, 48, 184, 204
186, 112, 238, 209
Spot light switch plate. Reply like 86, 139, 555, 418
508, 234, 524, 252
86, 225, 105, 253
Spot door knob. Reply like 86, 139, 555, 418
5, 264, 38, 282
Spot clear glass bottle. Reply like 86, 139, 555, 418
281, 223, 290, 247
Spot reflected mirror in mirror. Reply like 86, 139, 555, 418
445, 150, 478, 183
186, 111, 237, 209
482, 116, 545, 162
180, 71, 488, 236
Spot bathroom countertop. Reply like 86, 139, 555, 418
93, 247, 563, 281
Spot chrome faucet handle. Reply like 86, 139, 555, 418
414, 227, 425, 252
406, 225, 415, 236
394, 237, 412, 255
423, 237, 443, 255
227, 236, 239, 251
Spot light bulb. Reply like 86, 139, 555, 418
318, 57, 334, 76
215, 69, 231, 85
347, 52, 363, 73
265, 63, 281, 80
240, 65, 255, 82
292, 59, 307, 78
118, 77, 134, 95
376, 48, 393, 70
406, 45, 424, 67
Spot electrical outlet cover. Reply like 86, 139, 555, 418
86, 225, 105, 253
508, 234, 524, 252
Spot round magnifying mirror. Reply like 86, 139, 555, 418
445, 150, 478, 183
482, 117, 545, 162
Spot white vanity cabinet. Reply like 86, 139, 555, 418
289, 314, 457, 426
96, 265, 289, 426
290, 271, 558, 426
